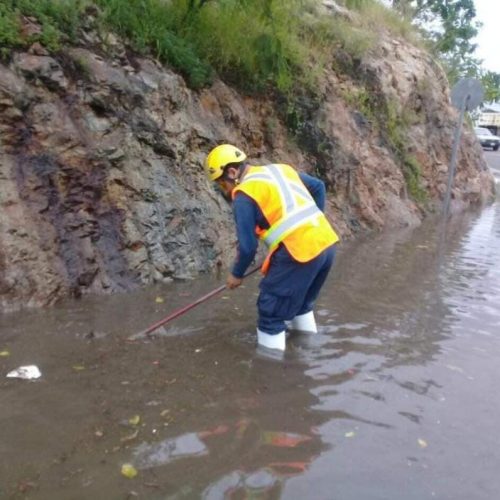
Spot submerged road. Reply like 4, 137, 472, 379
0, 153, 499, 499
485, 150, 500, 181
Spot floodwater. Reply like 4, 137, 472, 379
2, 178, 500, 500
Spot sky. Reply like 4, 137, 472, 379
473, 0, 500, 74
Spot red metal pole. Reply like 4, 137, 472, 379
136, 264, 261, 338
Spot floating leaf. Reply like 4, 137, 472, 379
0, 350, 10, 357
418, 438, 428, 448
198, 424, 230, 439
72, 364, 85, 371
261, 431, 311, 448
268, 461, 308, 474
155, 296, 164, 303
121, 463, 138, 478
345, 431, 356, 438
128, 415, 141, 426
121, 429, 139, 442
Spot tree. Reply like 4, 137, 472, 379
481, 71, 500, 103
391, 0, 481, 83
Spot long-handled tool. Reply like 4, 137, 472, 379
134, 264, 261, 339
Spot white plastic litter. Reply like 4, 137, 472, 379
6, 365, 42, 380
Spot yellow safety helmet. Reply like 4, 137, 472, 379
205, 144, 247, 181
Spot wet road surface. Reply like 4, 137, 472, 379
1, 157, 499, 499
485, 150, 500, 181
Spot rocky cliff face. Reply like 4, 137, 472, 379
0, 20, 495, 312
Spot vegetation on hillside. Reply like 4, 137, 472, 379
392, 0, 480, 79
0, 0, 491, 204
0, 0, 416, 91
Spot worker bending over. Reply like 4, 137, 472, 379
205, 144, 339, 351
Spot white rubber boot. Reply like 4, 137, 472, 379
257, 329, 286, 351
290, 311, 317, 333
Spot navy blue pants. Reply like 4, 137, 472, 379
257, 244, 337, 335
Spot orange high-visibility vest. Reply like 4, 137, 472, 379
232, 164, 339, 273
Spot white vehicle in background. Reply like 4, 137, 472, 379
474, 127, 500, 151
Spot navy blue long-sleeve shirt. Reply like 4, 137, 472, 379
231, 171, 326, 278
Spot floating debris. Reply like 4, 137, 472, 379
418, 438, 428, 448
128, 415, 141, 426
445, 364, 465, 374
121, 430, 139, 443
121, 463, 138, 478
261, 431, 311, 448
0, 350, 10, 357
84, 330, 107, 340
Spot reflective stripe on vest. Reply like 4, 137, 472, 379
262, 203, 321, 248
241, 173, 273, 183
244, 164, 321, 249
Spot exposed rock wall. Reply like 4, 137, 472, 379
0, 28, 495, 312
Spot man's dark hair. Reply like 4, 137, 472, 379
221, 161, 247, 179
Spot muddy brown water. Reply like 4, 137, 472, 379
2, 193, 500, 499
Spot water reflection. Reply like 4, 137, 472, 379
122, 351, 327, 499
133, 419, 317, 499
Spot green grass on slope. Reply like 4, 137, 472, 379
0, 0, 417, 92
0, 0, 427, 201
